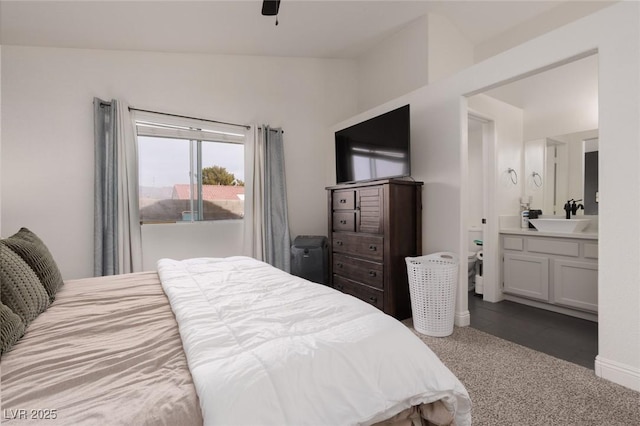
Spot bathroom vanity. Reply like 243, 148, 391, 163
500, 221, 598, 321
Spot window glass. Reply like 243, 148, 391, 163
137, 119, 245, 223
200, 141, 245, 221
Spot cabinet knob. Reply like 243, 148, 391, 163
337, 263, 343, 268
336, 240, 343, 246
368, 244, 377, 251
369, 296, 377, 304
339, 220, 347, 225
339, 199, 346, 204
369, 270, 376, 277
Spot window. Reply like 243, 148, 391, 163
135, 112, 246, 223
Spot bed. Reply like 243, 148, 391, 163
1, 229, 471, 426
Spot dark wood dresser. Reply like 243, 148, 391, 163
326, 178, 423, 320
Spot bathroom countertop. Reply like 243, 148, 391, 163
500, 227, 598, 240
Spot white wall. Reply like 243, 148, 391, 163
426, 14, 474, 84
336, 2, 640, 391
0, 45, 2, 236
474, 1, 615, 63
522, 55, 599, 142
524, 139, 545, 210
355, 16, 429, 113
467, 119, 483, 227
1, 46, 358, 278
355, 13, 473, 114
468, 94, 524, 217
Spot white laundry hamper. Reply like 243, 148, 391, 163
405, 252, 459, 337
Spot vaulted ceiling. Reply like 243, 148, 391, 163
0, 1, 616, 59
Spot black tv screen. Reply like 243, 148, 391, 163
335, 104, 410, 184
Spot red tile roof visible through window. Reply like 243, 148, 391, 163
172, 184, 244, 201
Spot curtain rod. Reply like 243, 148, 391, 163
128, 107, 251, 130
258, 126, 285, 134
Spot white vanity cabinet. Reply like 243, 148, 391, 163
502, 233, 598, 317
503, 252, 549, 301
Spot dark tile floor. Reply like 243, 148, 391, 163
468, 292, 598, 369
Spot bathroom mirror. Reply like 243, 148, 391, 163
524, 129, 598, 215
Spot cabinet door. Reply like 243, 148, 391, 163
553, 260, 598, 312
357, 187, 383, 234
503, 253, 549, 301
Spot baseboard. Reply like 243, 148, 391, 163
595, 356, 640, 392
455, 310, 470, 327
503, 294, 598, 322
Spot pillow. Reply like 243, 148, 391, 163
0, 301, 26, 357
0, 244, 49, 326
1, 227, 64, 302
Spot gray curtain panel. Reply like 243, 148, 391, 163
262, 126, 291, 272
93, 98, 118, 276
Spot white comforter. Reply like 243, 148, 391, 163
157, 256, 471, 426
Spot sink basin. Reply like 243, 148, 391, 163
529, 218, 591, 233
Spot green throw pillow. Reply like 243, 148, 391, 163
0, 244, 49, 326
1, 227, 64, 302
0, 301, 26, 357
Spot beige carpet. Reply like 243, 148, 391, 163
404, 321, 640, 425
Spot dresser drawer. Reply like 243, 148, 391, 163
332, 190, 355, 210
333, 253, 383, 289
333, 212, 356, 232
333, 275, 383, 310
332, 232, 384, 261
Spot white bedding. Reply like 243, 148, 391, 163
157, 256, 471, 426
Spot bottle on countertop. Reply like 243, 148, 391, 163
521, 210, 529, 228
520, 196, 532, 229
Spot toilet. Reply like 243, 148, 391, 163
467, 227, 483, 292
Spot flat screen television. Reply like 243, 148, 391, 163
335, 104, 410, 184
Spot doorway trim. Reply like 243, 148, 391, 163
467, 109, 502, 304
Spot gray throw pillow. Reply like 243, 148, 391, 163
0, 244, 49, 326
0, 301, 26, 357
1, 227, 64, 302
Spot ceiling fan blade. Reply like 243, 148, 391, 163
262, 0, 281, 16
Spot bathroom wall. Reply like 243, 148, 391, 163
467, 118, 484, 227
468, 94, 524, 218
524, 138, 545, 210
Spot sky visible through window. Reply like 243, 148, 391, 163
138, 136, 244, 187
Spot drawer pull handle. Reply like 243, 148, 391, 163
336, 284, 344, 290
339, 199, 347, 204
369, 296, 377, 304
369, 271, 376, 277
337, 263, 343, 268
368, 244, 377, 251
336, 241, 343, 246
339, 220, 347, 225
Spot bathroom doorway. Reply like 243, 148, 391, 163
464, 52, 599, 367
466, 113, 496, 301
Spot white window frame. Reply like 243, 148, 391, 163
134, 111, 248, 224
